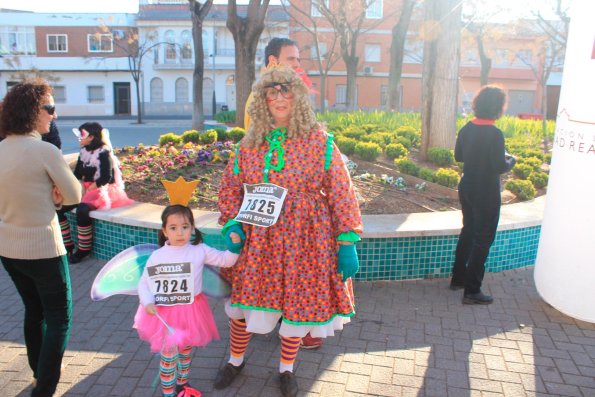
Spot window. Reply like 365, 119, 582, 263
311, 0, 329, 17
336, 84, 347, 105
515, 49, 533, 67
47, 34, 67, 53
310, 42, 327, 60
87, 86, 105, 103
150, 78, 163, 103
52, 86, 66, 103
494, 48, 510, 67
0, 27, 36, 55
366, 0, 383, 19
364, 44, 381, 62
165, 30, 177, 62
87, 34, 113, 53
175, 78, 189, 103
181, 30, 192, 60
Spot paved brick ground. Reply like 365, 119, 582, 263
1, 259, 594, 397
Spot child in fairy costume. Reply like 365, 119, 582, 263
133, 178, 244, 397
214, 65, 362, 397
57, 121, 133, 263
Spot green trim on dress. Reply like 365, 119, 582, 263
230, 302, 356, 325
221, 219, 242, 237
324, 131, 334, 171
337, 231, 361, 242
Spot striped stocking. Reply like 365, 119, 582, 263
279, 336, 301, 373
176, 346, 193, 388
59, 219, 74, 252
160, 347, 178, 397
77, 224, 93, 252
229, 318, 252, 366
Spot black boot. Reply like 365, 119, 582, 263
463, 291, 493, 305
279, 371, 298, 397
214, 362, 245, 389
69, 249, 91, 264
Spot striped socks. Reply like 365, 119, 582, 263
279, 336, 301, 373
59, 219, 74, 252
160, 348, 177, 397
176, 346, 193, 389
77, 225, 93, 252
229, 319, 252, 366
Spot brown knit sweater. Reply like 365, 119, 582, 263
0, 132, 81, 259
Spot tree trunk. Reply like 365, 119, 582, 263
319, 73, 327, 112
345, 56, 359, 111
227, 0, 270, 127
541, 82, 549, 152
190, 0, 213, 131
134, 75, 142, 124
388, 0, 416, 111
420, 0, 462, 159
476, 34, 492, 86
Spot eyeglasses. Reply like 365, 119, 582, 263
43, 104, 56, 115
265, 84, 294, 101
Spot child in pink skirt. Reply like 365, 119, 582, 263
134, 204, 242, 397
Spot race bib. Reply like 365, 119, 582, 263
234, 183, 288, 227
147, 262, 194, 306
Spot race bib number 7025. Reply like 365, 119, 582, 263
234, 183, 288, 227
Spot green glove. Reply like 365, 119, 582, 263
224, 224, 245, 254
338, 244, 359, 281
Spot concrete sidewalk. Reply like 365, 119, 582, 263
0, 259, 594, 396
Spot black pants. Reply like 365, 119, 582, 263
450, 183, 501, 295
1, 256, 72, 397
57, 203, 94, 227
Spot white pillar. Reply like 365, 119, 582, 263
534, 1, 595, 323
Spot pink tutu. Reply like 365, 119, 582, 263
82, 182, 134, 210
134, 293, 220, 352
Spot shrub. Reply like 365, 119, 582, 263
181, 130, 200, 144
361, 124, 382, 134
385, 143, 409, 160
228, 127, 246, 143
335, 135, 357, 155
434, 168, 460, 188
544, 153, 552, 164
395, 158, 420, 176
159, 133, 182, 147
199, 129, 218, 144
395, 126, 420, 147
213, 127, 229, 141
520, 156, 542, 171
392, 135, 412, 150
214, 110, 236, 123
519, 148, 545, 161
367, 132, 394, 147
529, 171, 549, 189
418, 167, 435, 182
513, 163, 533, 179
354, 141, 382, 161
505, 179, 536, 201
427, 147, 455, 166
342, 125, 365, 140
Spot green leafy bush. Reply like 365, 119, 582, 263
181, 130, 200, 144
361, 124, 383, 134
385, 143, 409, 160
505, 179, 536, 201
228, 127, 246, 143
342, 125, 365, 140
545, 153, 552, 164
213, 127, 228, 141
354, 141, 382, 161
427, 147, 455, 166
529, 171, 549, 189
335, 135, 357, 155
519, 149, 545, 161
395, 126, 420, 147
434, 168, 460, 188
395, 158, 420, 176
159, 133, 182, 147
214, 110, 236, 123
418, 167, 435, 182
199, 129, 218, 144
392, 135, 412, 150
516, 156, 542, 171
364, 132, 393, 148
513, 163, 533, 179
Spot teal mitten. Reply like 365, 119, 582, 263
225, 224, 245, 254
337, 244, 359, 281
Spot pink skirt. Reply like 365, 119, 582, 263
82, 182, 134, 210
133, 293, 220, 352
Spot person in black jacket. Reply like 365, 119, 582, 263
42, 120, 62, 149
449, 85, 516, 304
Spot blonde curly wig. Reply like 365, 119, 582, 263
243, 66, 320, 148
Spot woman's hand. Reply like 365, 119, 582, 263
145, 303, 157, 315
229, 232, 241, 244
52, 186, 63, 208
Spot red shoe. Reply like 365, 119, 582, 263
176, 385, 202, 397
300, 333, 323, 350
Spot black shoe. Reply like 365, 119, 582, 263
279, 371, 298, 397
449, 281, 464, 291
463, 291, 493, 305
69, 249, 91, 264
213, 362, 245, 389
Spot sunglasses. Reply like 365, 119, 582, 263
265, 84, 294, 101
43, 104, 56, 115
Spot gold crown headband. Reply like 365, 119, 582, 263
161, 176, 199, 206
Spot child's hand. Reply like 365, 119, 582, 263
229, 232, 241, 244
145, 303, 157, 315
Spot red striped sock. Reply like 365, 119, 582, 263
77, 225, 93, 251
280, 336, 301, 372
229, 319, 252, 360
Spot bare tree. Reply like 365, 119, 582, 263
387, 0, 417, 111
227, 0, 270, 127
283, 1, 342, 112
420, 0, 462, 157
3, 56, 60, 83
515, 0, 569, 151
189, 0, 214, 130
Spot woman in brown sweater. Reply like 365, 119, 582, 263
0, 79, 81, 397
